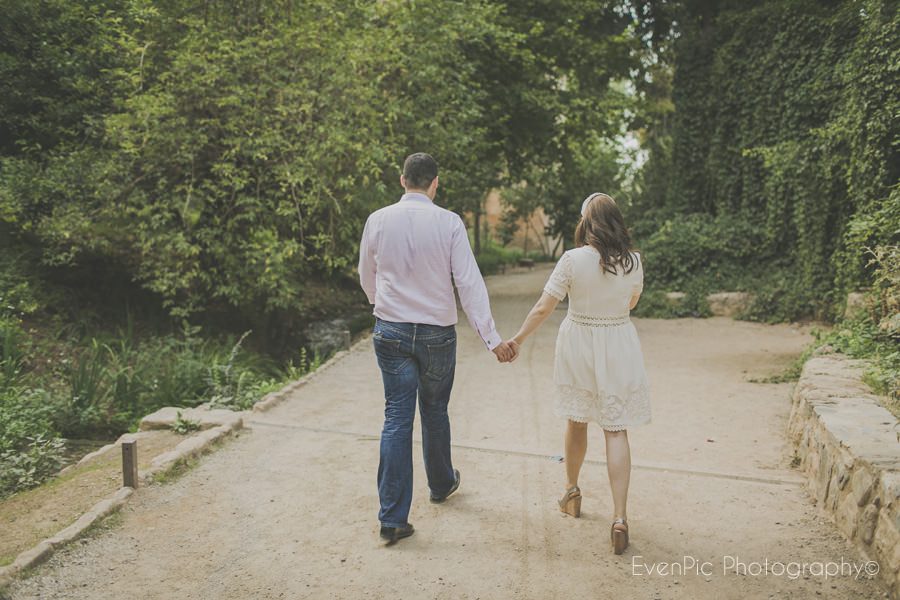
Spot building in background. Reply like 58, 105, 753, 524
482, 190, 560, 258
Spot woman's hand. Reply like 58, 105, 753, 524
629, 292, 641, 310
491, 341, 517, 363
506, 339, 521, 362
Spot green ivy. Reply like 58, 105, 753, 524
634, 0, 899, 321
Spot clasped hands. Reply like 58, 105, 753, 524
491, 339, 521, 363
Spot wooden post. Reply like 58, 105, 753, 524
122, 440, 138, 488
341, 330, 351, 351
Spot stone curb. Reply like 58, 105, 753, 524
140, 419, 243, 483
139, 406, 243, 432
787, 354, 900, 597
0, 487, 133, 590
251, 334, 371, 413
0, 415, 244, 592
57, 431, 158, 477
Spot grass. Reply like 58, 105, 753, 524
747, 343, 818, 384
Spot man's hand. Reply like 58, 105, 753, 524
492, 341, 514, 363
492, 340, 521, 363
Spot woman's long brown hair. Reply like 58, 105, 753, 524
574, 193, 637, 275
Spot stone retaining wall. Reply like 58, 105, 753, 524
788, 354, 900, 597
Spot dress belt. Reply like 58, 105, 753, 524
566, 312, 630, 327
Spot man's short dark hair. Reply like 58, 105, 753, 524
402, 153, 438, 189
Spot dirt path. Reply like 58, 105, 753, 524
7, 266, 886, 599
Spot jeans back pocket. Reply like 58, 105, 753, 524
423, 337, 456, 381
373, 333, 409, 375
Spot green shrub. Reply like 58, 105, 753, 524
0, 317, 27, 385
137, 334, 227, 410
638, 214, 773, 292
0, 387, 65, 499
631, 289, 711, 319
818, 314, 899, 417
171, 410, 201, 435
206, 331, 281, 411
476, 241, 526, 276
738, 275, 832, 323
474, 250, 504, 276
46, 327, 287, 436
821, 244, 899, 411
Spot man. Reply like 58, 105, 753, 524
358, 152, 516, 544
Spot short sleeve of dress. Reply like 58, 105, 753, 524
544, 252, 573, 301
631, 252, 644, 295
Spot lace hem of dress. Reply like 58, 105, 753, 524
554, 414, 645, 431
554, 383, 651, 430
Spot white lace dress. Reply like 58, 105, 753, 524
543, 246, 651, 431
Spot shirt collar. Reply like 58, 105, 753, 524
400, 192, 433, 204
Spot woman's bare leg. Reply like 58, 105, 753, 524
565, 420, 589, 489
603, 429, 631, 520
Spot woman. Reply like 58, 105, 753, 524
508, 192, 650, 555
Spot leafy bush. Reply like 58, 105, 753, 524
207, 332, 262, 410
137, 333, 232, 410
631, 289, 711, 319
475, 237, 550, 276
0, 386, 65, 499
805, 244, 899, 416
822, 316, 899, 406
638, 214, 772, 292
38, 323, 286, 437
0, 317, 27, 385
864, 244, 900, 336
739, 281, 824, 324
836, 244, 898, 404
476, 244, 519, 276
55, 341, 117, 438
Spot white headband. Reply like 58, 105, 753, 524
581, 193, 606, 217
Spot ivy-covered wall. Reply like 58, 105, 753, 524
635, 0, 898, 320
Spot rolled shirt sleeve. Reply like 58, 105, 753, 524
543, 251, 573, 301
449, 216, 502, 351
358, 216, 377, 304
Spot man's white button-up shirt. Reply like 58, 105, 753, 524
358, 192, 502, 350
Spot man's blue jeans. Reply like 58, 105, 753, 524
373, 318, 457, 528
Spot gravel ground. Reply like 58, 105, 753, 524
5, 265, 888, 599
